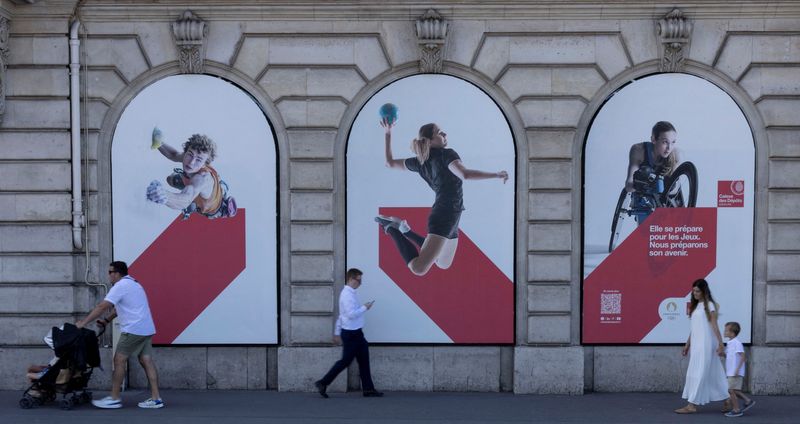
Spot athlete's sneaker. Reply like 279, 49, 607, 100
137, 398, 164, 409
225, 196, 237, 218
742, 399, 756, 412
92, 396, 122, 409
375, 215, 410, 234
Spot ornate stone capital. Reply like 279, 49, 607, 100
0, 16, 9, 124
657, 8, 692, 73
416, 9, 448, 73
172, 10, 208, 74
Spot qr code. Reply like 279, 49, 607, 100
600, 293, 621, 315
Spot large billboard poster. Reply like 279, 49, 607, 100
347, 75, 515, 343
582, 73, 754, 344
112, 75, 277, 344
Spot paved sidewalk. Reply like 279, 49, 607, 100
3, 390, 798, 423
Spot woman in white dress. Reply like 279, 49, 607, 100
675, 278, 729, 414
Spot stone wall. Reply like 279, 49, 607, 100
0, 1, 798, 394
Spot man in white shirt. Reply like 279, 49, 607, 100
315, 268, 383, 398
77, 261, 164, 409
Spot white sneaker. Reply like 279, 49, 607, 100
138, 398, 165, 409
92, 396, 122, 409
375, 215, 410, 234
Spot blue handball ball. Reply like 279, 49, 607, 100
379, 103, 398, 125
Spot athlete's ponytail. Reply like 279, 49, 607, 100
411, 123, 436, 165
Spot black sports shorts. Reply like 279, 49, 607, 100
428, 208, 462, 239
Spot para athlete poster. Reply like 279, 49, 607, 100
582, 73, 754, 344
112, 75, 277, 344
347, 75, 515, 343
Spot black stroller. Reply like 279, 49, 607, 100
19, 323, 103, 410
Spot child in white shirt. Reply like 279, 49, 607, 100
722, 322, 755, 417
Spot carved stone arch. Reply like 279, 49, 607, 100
334, 62, 528, 344
573, 61, 767, 345
95, 63, 290, 341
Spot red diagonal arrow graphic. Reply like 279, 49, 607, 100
378, 207, 514, 343
129, 210, 246, 344
583, 208, 716, 343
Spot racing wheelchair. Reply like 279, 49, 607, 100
608, 161, 698, 252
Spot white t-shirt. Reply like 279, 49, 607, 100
105, 276, 156, 336
725, 337, 746, 377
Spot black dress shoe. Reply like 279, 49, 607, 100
314, 380, 329, 398
363, 390, 384, 397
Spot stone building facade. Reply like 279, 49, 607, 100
0, 0, 798, 394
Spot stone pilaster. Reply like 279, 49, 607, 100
0, 16, 9, 124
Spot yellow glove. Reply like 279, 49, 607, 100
151, 127, 164, 150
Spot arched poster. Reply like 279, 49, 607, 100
112, 75, 278, 344
582, 73, 754, 344
347, 75, 515, 343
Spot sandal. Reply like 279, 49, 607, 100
674, 405, 697, 414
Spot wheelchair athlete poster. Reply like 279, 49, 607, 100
582, 73, 754, 344
112, 75, 278, 344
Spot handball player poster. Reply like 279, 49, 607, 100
112, 75, 278, 344
582, 73, 754, 344
347, 75, 515, 343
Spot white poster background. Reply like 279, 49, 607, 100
583, 73, 754, 343
112, 75, 278, 344
347, 75, 515, 343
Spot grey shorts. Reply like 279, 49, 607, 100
727, 376, 743, 391
116, 332, 154, 358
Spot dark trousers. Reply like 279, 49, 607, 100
319, 328, 375, 391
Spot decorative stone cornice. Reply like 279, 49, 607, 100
62, 2, 800, 22
0, 16, 9, 125
657, 8, 692, 73
172, 10, 208, 74
416, 8, 448, 73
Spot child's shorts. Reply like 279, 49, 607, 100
727, 376, 744, 391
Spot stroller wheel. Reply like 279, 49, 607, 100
19, 396, 34, 409
60, 399, 72, 410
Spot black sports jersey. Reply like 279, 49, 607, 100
405, 148, 464, 212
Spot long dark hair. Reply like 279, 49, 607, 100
688, 278, 718, 322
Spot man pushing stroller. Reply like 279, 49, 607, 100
77, 261, 164, 409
